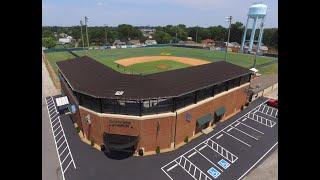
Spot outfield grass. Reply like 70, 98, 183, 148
258, 63, 278, 75
45, 51, 75, 75
125, 60, 190, 75
45, 47, 278, 76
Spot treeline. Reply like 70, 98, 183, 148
42, 23, 277, 50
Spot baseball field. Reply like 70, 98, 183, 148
44, 46, 278, 79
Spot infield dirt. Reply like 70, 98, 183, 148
115, 56, 210, 66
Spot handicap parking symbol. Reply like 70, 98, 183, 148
207, 167, 221, 179
218, 159, 230, 169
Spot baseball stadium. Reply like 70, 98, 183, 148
44, 46, 277, 156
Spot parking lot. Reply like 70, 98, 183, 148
45, 96, 77, 180
161, 99, 278, 180
44, 97, 277, 180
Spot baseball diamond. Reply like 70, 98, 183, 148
57, 55, 253, 156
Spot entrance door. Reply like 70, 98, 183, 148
214, 114, 222, 124
195, 121, 210, 134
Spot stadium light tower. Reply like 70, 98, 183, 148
225, 16, 232, 61
104, 24, 108, 47
84, 16, 90, 54
80, 20, 85, 50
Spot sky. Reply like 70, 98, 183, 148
42, 0, 278, 28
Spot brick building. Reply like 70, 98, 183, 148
57, 56, 252, 155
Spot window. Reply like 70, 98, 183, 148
142, 98, 173, 115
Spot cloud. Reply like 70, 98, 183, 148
96, 1, 105, 6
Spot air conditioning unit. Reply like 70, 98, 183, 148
85, 114, 91, 124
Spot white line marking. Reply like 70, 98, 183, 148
198, 144, 207, 151
242, 118, 247, 122
188, 151, 197, 158
161, 99, 269, 179
161, 168, 174, 180
63, 160, 73, 174
231, 126, 259, 140
237, 121, 264, 134
57, 140, 66, 150
237, 142, 278, 180
216, 134, 223, 139
59, 146, 68, 156
61, 152, 70, 164
167, 164, 178, 172
194, 148, 223, 172
227, 128, 233, 132
223, 131, 251, 147
51, 117, 59, 124
56, 133, 64, 144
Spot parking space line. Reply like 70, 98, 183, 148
56, 134, 65, 144
188, 151, 197, 158
52, 121, 60, 129
246, 113, 276, 127
51, 117, 59, 124
230, 125, 258, 140
236, 121, 264, 134
161, 99, 270, 180
161, 168, 174, 180
227, 127, 233, 132
237, 142, 278, 180
175, 155, 212, 180
166, 164, 178, 172
57, 140, 66, 150
223, 131, 251, 147
59, 146, 68, 156
205, 139, 238, 163
61, 152, 70, 164
194, 148, 223, 172
63, 160, 73, 174
216, 134, 223, 139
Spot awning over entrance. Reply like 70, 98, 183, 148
197, 113, 213, 126
215, 107, 226, 116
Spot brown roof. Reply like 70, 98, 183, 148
57, 56, 251, 99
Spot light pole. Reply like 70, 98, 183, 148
84, 16, 90, 54
225, 16, 232, 61
196, 26, 198, 43
80, 20, 85, 50
104, 24, 108, 48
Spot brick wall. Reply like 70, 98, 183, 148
78, 84, 249, 152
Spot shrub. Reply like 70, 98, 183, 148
90, 140, 95, 146
138, 148, 144, 156
156, 146, 160, 154
184, 136, 189, 143
76, 126, 80, 133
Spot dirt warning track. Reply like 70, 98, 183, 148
115, 56, 210, 67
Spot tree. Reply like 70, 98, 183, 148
154, 31, 172, 44
42, 37, 56, 48
229, 22, 244, 43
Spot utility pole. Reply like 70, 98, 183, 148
196, 26, 198, 43
80, 20, 85, 50
104, 24, 108, 47
84, 16, 90, 54
225, 16, 232, 61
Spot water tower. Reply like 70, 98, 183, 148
240, 3, 267, 53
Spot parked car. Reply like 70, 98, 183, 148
267, 99, 278, 108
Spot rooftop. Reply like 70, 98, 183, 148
57, 56, 252, 99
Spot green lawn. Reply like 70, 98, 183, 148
45, 51, 75, 75
258, 63, 278, 75
45, 47, 278, 76
124, 60, 190, 75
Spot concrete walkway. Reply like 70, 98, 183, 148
42, 57, 61, 180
